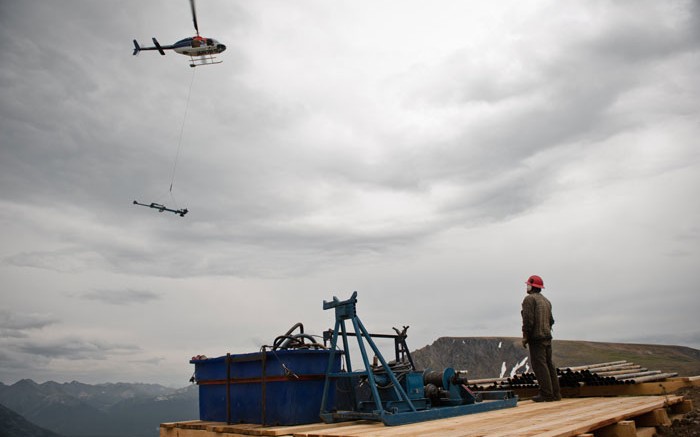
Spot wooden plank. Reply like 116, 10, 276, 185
197, 421, 372, 437
161, 429, 207, 437
206, 431, 250, 437
484, 398, 651, 437
344, 400, 568, 437
179, 421, 222, 430
184, 431, 211, 437
160, 421, 265, 437
291, 421, 381, 437
161, 420, 203, 429
477, 398, 628, 436
465, 398, 645, 437
256, 421, 365, 437
207, 423, 263, 434
297, 422, 384, 437
463, 399, 633, 437
530, 396, 681, 437
348, 398, 627, 437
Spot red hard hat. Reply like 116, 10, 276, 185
525, 275, 545, 289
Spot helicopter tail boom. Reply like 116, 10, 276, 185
132, 38, 172, 55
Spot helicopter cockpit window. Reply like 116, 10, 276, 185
206, 39, 213, 46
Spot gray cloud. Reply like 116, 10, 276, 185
582, 1, 700, 62
78, 288, 161, 306
12, 338, 141, 361
128, 356, 165, 365
0, 348, 51, 374
370, 3, 700, 229
4, 248, 105, 273
0, 311, 58, 338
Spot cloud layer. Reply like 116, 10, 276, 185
1, 0, 698, 385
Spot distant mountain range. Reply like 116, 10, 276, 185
0, 380, 198, 437
0, 402, 62, 437
2, 339, 698, 437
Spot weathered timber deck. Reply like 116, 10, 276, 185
161, 395, 687, 437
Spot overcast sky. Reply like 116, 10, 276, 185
1, 0, 698, 387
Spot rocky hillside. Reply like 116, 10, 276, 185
411, 337, 700, 379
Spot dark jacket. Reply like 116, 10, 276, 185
521, 291, 554, 342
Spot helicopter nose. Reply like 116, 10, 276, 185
218, 44, 226, 52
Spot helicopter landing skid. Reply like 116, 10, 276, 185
189, 54, 222, 68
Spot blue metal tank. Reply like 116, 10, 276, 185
191, 349, 341, 426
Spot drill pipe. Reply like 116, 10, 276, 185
561, 361, 628, 372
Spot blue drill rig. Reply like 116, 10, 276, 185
190, 291, 517, 427
319, 292, 517, 426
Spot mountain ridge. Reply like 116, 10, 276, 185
0, 402, 63, 437
411, 337, 700, 379
0, 380, 198, 437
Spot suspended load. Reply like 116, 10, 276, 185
132, 200, 188, 217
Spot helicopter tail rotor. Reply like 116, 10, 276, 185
132, 40, 141, 55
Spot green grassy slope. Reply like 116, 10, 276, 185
552, 339, 700, 376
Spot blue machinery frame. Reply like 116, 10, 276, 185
319, 292, 518, 426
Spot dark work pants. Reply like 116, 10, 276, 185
529, 339, 561, 400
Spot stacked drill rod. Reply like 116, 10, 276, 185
467, 360, 679, 391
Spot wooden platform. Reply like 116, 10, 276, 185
161, 395, 688, 437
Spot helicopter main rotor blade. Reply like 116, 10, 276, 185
190, 0, 200, 36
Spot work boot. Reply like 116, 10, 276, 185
531, 395, 547, 402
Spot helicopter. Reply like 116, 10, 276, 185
132, 0, 226, 67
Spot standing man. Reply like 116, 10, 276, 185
521, 275, 561, 402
